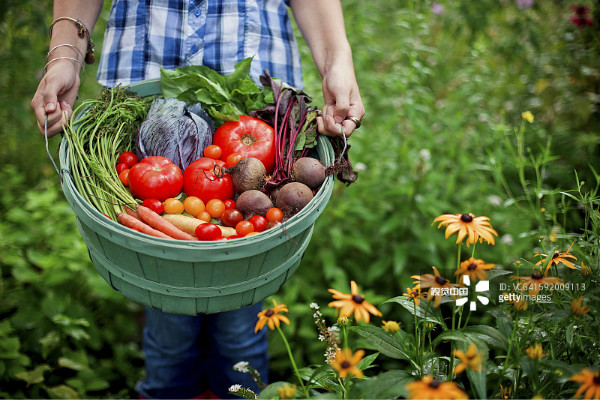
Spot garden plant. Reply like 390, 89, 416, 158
0, 0, 599, 398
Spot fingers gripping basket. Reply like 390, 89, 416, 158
58, 79, 334, 315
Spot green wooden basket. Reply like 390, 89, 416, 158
58, 79, 334, 315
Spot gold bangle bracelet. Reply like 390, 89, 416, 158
48, 17, 95, 64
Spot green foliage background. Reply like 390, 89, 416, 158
0, 0, 598, 398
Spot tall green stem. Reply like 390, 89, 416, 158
276, 326, 309, 398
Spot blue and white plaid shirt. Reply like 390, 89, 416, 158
97, 0, 303, 88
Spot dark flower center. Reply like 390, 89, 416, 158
341, 361, 351, 369
593, 374, 600, 385
428, 380, 442, 389
352, 294, 365, 304
265, 309, 275, 317
467, 263, 478, 271
531, 273, 543, 280
552, 252, 560, 259
435, 276, 447, 285
460, 214, 473, 223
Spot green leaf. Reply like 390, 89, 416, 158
467, 369, 487, 399
347, 370, 412, 399
0, 337, 21, 359
358, 351, 379, 371
14, 364, 51, 385
384, 296, 447, 328
461, 325, 509, 350
46, 385, 80, 399
58, 349, 89, 371
350, 325, 412, 360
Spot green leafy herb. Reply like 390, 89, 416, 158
160, 57, 274, 123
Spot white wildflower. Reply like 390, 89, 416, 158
310, 302, 319, 309
233, 361, 249, 373
229, 384, 242, 392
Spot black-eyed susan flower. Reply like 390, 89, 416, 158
500, 383, 512, 399
412, 266, 458, 307
382, 320, 400, 333
525, 343, 548, 360
328, 280, 382, 323
535, 244, 577, 273
571, 296, 591, 315
503, 292, 529, 311
330, 348, 365, 378
406, 375, 468, 400
277, 383, 297, 399
453, 343, 483, 374
254, 300, 290, 333
570, 368, 600, 399
510, 270, 563, 297
433, 213, 498, 246
403, 286, 422, 306
455, 257, 495, 283
581, 262, 592, 277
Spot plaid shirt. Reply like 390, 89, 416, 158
97, 0, 303, 88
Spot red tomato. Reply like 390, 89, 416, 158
226, 153, 244, 167
204, 145, 222, 160
266, 207, 283, 222
235, 220, 255, 237
116, 162, 128, 174
183, 157, 234, 203
265, 220, 282, 230
142, 198, 165, 214
118, 151, 139, 168
128, 156, 183, 201
119, 168, 130, 186
213, 115, 275, 173
221, 209, 244, 227
195, 223, 222, 241
224, 199, 237, 210
248, 215, 268, 232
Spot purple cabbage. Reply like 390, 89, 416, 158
135, 98, 215, 170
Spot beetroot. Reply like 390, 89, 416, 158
291, 157, 326, 190
225, 157, 267, 194
275, 182, 314, 217
236, 190, 274, 218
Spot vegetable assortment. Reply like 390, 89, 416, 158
64, 58, 355, 242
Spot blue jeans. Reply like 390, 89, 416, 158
135, 303, 268, 399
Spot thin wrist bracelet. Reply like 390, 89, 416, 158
42, 56, 87, 85
47, 43, 85, 64
48, 17, 95, 64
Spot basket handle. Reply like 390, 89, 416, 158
44, 114, 63, 183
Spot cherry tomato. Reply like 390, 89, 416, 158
248, 215, 268, 232
203, 145, 222, 160
183, 157, 234, 203
265, 220, 282, 230
224, 199, 237, 210
195, 223, 222, 241
128, 156, 183, 201
226, 235, 241, 240
235, 220, 255, 237
119, 168, 130, 186
212, 115, 276, 173
266, 207, 283, 221
164, 198, 184, 214
142, 198, 165, 214
226, 153, 244, 168
221, 208, 244, 227
206, 199, 226, 219
118, 151, 139, 168
197, 211, 212, 222
116, 162, 128, 174
184, 196, 205, 217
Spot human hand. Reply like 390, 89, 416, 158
31, 59, 81, 137
316, 61, 365, 138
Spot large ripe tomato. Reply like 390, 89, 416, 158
212, 115, 276, 174
128, 156, 183, 201
183, 157, 235, 203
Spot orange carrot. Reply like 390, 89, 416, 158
125, 206, 142, 220
136, 206, 197, 241
117, 212, 172, 239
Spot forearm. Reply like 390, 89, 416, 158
289, 0, 353, 78
48, 1, 104, 66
